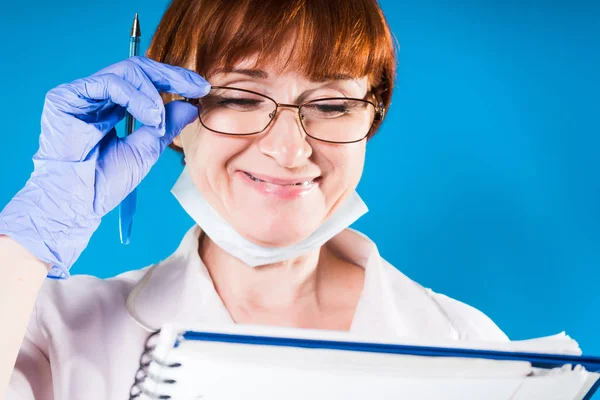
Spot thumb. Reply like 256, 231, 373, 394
160, 100, 200, 151
121, 100, 198, 175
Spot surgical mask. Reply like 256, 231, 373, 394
170, 166, 368, 267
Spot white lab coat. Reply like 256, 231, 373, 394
7, 225, 508, 399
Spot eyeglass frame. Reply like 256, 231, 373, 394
182, 86, 386, 144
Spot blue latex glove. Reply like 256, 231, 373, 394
0, 56, 210, 279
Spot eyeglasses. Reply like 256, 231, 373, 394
183, 86, 385, 144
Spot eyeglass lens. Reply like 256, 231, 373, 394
198, 87, 375, 143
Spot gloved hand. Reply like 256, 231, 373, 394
0, 56, 210, 279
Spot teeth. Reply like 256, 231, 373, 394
245, 172, 264, 183
244, 172, 314, 186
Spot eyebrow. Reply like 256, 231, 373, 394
218, 68, 356, 82
217, 68, 269, 79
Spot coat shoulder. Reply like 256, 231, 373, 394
34, 266, 150, 333
379, 257, 508, 341
429, 290, 509, 341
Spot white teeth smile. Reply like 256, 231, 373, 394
244, 172, 314, 186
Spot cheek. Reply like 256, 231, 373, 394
318, 142, 366, 192
345, 145, 366, 183
183, 124, 225, 170
183, 126, 251, 201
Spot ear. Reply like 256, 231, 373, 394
171, 120, 196, 150
172, 134, 183, 148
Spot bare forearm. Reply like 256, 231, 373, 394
0, 235, 48, 394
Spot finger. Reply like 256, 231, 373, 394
93, 101, 200, 215
40, 84, 130, 162
90, 57, 209, 137
93, 56, 211, 99
123, 100, 199, 167
92, 57, 165, 110
58, 73, 163, 128
160, 100, 200, 149
39, 73, 164, 162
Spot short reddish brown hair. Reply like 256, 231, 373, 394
147, 0, 397, 152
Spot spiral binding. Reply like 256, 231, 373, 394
129, 329, 183, 399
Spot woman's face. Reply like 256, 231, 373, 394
174, 57, 369, 247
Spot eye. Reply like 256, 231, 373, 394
315, 103, 350, 114
215, 96, 264, 111
201, 88, 272, 113
302, 100, 353, 119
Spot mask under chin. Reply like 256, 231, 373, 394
171, 166, 368, 267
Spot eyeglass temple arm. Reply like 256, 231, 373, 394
372, 81, 389, 122
182, 97, 200, 106
375, 103, 386, 121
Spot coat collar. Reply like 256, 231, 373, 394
126, 225, 459, 340
126, 225, 233, 332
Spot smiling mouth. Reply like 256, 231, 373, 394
243, 172, 316, 186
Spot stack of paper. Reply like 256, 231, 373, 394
134, 323, 600, 400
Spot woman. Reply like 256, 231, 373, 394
0, 0, 507, 398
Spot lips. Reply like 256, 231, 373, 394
242, 171, 319, 186
238, 170, 321, 200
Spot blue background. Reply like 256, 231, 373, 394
1, 0, 599, 362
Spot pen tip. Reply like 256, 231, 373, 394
131, 12, 141, 37
120, 219, 133, 245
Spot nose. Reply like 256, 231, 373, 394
257, 106, 313, 169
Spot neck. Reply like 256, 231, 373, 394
199, 232, 330, 310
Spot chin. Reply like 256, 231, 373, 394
236, 213, 322, 248
227, 184, 328, 247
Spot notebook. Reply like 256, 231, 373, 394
129, 323, 600, 400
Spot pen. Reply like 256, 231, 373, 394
119, 13, 141, 245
